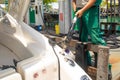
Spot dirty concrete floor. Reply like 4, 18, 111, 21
109, 48, 120, 80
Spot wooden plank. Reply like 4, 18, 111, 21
44, 34, 80, 48
69, 39, 80, 47
87, 43, 109, 52
87, 43, 99, 53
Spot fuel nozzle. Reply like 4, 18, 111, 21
72, 16, 77, 24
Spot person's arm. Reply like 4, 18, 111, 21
72, 0, 76, 12
76, 0, 96, 17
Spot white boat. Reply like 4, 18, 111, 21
0, 0, 91, 80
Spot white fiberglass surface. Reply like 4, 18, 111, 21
0, 43, 19, 67
0, 30, 33, 67
53, 45, 92, 80
0, 12, 51, 70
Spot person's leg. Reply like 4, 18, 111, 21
88, 6, 106, 46
79, 14, 88, 42
87, 7, 109, 68
79, 12, 92, 66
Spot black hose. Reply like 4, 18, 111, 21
49, 39, 61, 80
79, 18, 82, 41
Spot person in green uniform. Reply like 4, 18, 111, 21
72, 1, 112, 78
72, 0, 106, 65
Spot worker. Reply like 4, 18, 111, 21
72, 0, 106, 66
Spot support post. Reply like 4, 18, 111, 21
97, 46, 109, 80
75, 42, 88, 71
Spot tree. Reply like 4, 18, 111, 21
43, 0, 57, 4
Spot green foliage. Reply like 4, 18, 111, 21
100, 0, 119, 8
100, 0, 108, 8
43, 0, 57, 4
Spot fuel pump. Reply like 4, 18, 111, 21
28, 0, 44, 30
4, 0, 8, 11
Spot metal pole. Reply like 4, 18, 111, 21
113, 0, 116, 21
110, 0, 112, 22
106, 0, 108, 22
59, 0, 72, 34
59, 0, 65, 34
64, 0, 72, 34
118, 0, 120, 16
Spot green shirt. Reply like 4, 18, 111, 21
94, 0, 102, 6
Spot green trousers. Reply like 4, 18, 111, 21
79, 6, 106, 45
72, 6, 106, 65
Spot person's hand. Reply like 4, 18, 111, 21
75, 9, 84, 18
